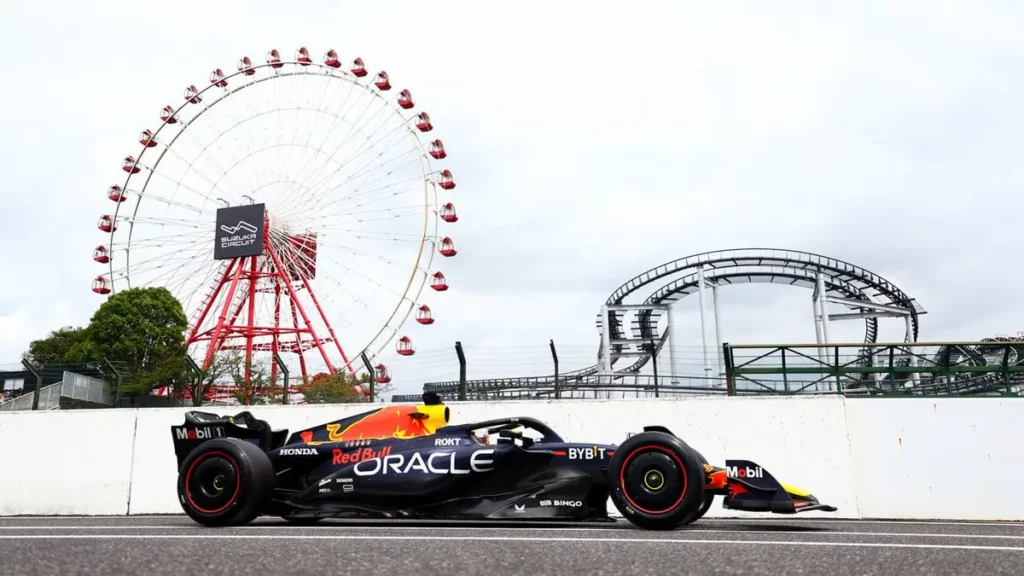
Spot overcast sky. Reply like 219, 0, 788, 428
1, 1, 1022, 396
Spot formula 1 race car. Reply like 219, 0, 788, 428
170, 393, 837, 530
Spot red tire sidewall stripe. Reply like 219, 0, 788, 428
618, 444, 688, 515
184, 450, 241, 515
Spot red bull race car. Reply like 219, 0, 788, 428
171, 393, 836, 530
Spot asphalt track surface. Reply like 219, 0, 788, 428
2, 516, 1024, 575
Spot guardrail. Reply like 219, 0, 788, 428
415, 373, 731, 402
724, 341, 1024, 396
404, 340, 1024, 402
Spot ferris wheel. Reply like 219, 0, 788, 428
91, 46, 461, 393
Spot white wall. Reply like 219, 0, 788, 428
0, 409, 137, 515
845, 397, 1024, 520
0, 396, 1017, 520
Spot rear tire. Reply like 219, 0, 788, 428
177, 438, 275, 527
608, 431, 705, 530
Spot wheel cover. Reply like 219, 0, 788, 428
618, 445, 688, 515
184, 451, 241, 515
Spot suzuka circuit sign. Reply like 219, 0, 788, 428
214, 204, 266, 260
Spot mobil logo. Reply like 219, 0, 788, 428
175, 426, 224, 440
726, 465, 763, 479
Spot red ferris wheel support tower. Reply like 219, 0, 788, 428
185, 204, 356, 390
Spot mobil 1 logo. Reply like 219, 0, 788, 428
214, 203, 266, 260
174, 426, 225, 440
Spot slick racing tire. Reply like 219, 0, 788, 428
679, 446, 715, 525
608, 431, 706, 530
177, 438, 275, 527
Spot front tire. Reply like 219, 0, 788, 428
608, 431, 706, 530
177, 438, 275, 527
679, 446, 715, 525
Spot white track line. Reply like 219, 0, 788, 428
1, 526, 1024, 540
0, 533, 1021, 551
708, 518, 1024, 527
4, 516, 1021, 527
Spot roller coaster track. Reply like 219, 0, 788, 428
914, 335, 1024, 395
421, 248, 926, 398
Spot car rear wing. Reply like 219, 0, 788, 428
170, 410, 288, 468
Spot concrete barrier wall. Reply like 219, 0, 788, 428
0, 409, 138, 515
0, 396, 1018, 520
845, 397, 1024, 521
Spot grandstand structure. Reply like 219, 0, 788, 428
394, 249, 1021, 401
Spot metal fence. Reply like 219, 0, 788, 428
394, 340, 1024, 402
0, 371, 113, 411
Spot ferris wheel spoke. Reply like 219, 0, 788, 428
154, 101, 379, 218
340, 202, 439, 218
282, 90, 396, 203
152, 141, 244, 203
314, 230, 430, 246
305, 112, 411, 193
158, 107, 317, 207
333, 159, 426, 209
113, 248, 211, 279
270, 242, 373, 327
316, 234, 431, 249
337, 174, 429, 207
172, 95, 291, 190
291, 77, 358, 188
109, 228, 208, 250
282, 81, 373, 193
292, 172, 426, 218
143, 166, 231, 211
327, 119, 418, 183
122, 189, 217, 218
276, 108, 402, 213
282, 207, 426, 230
288, 88, 378, 184
113, 251, 212, 298
294, 113, 413, 206
201, 141, 348, 207
126, 216, 211, 231
275, 186, 426, 229
268, 228, 416, 303
116, 241, 212, 280
301, 140, 423, 211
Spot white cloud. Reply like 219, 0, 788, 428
2, 1, 1022, 398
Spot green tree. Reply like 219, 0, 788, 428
23, 326, 88, 365
301, 371, 366, 404
227, 352, 284, 405
77, 287, 189, 396
183, 350, 236, 406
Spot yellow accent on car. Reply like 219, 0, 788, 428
781, 482, 811, 498
413, 404, 450, 433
